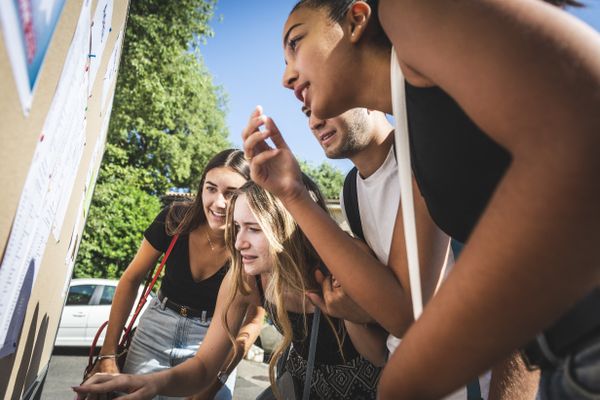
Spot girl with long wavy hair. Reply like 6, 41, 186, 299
75, 178, 382, 400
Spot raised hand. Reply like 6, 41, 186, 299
306, 269, 374, 324
241, 106, 305, 203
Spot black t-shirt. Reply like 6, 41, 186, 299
405, 81, 511, 242
144, 207, 227, 314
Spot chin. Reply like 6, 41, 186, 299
243, 264, 260, 276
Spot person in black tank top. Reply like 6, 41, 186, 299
241, 1, 600, 399
88, 150, 265, 400
75, 179, 382, 400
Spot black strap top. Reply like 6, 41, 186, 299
255, 276, 359, 365
144, 207, 227, 314
405, 81, 512, 242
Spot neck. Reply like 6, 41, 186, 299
352, 46, 393, 114
205, 225, 225, 247
351, 125, 394, 179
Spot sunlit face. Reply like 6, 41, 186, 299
302, 106, 372, 159
233, 194, 272, 276
202, 167, 247, 232
282, 6, 352, 120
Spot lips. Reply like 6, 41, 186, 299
294, 82, 310, 105
241, 254, 257, 264
210, 209, 225, 220
319, 130, 336, 146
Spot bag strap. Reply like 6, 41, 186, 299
120, 233, 179, 345
302, 308, 321, 400
391, 47, 423, 319
342, 167, 365, 241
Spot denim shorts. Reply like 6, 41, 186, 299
538, 336, 600, 400
123, 297, 237, 400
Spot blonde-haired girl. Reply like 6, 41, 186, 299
75, 178, 382, 400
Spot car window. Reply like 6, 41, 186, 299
66, 285, 96, 306
99, 285, 116, 305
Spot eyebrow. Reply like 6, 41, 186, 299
283, 23, 303, 48
235, 220, 260, 227
205, 181, 239, 191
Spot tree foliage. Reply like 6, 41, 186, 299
75, 0, 228, 278
106, 0, 229, 194
300, 161, 345, 200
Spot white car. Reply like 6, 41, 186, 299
55, 278, 154, 347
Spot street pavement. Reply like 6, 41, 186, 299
42, 347, 269, 400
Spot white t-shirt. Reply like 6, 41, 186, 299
340, 146, 491, 400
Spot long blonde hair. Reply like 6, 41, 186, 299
222, 177, 342, 396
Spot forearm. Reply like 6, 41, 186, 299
157, 357, 211, 397
283, 191, 409, 335
218, 305, 265, 377
488, 352, 539, 400
345, 321, 388, 367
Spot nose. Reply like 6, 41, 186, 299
309, 114, 326, 131
215, 192, 227, 209
282, 61, 298, 90
235, 229, 248, 251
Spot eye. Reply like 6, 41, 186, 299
249, 226, 262, 233
302, 107, 311, 118
288, 35, 303, 52
224, 191, 234, 199
206, 186, 217, 193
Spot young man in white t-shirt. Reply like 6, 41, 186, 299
303, 106, 538, 400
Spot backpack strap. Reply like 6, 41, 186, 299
342, 167, 365, 241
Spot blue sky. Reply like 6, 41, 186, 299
201, 1, 600, 175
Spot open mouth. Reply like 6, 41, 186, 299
241, 254, 257, 264
210, 209, 226, 219
320, 130, 336, 146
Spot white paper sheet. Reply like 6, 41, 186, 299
88, 0, 114, 95
0, 0, 91, 357
101, 30, 122, 110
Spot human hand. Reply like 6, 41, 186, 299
306, 270, 374, 324
241, 106, 305, 203
73, 373, 157, 400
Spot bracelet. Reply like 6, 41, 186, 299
97, 354, 117, 360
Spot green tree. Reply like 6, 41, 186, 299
75, 0, 228, 279
106, 0, 229, 194
300, 161, 345, 200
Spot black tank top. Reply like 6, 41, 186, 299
405, 81, 512, 242
255, 276, 359, 365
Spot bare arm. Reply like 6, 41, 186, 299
488, 352, 539, 400
344, 321, 388, 367
377, 0, 600, 398
242, 111, 449, 338
75, 271, 257, 399
188, 303, 265, 400
96, 239, 161, 373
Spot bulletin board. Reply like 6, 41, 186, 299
0, 0, 130, 397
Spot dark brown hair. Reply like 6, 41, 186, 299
165, 149, 250, 235
290, 0, 583, 49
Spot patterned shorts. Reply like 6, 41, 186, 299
285, 346, 382, 399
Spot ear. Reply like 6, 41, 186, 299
345, 1, 372, 44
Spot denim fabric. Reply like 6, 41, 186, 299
538, 336, 600, 400
123, 297, 237, 400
